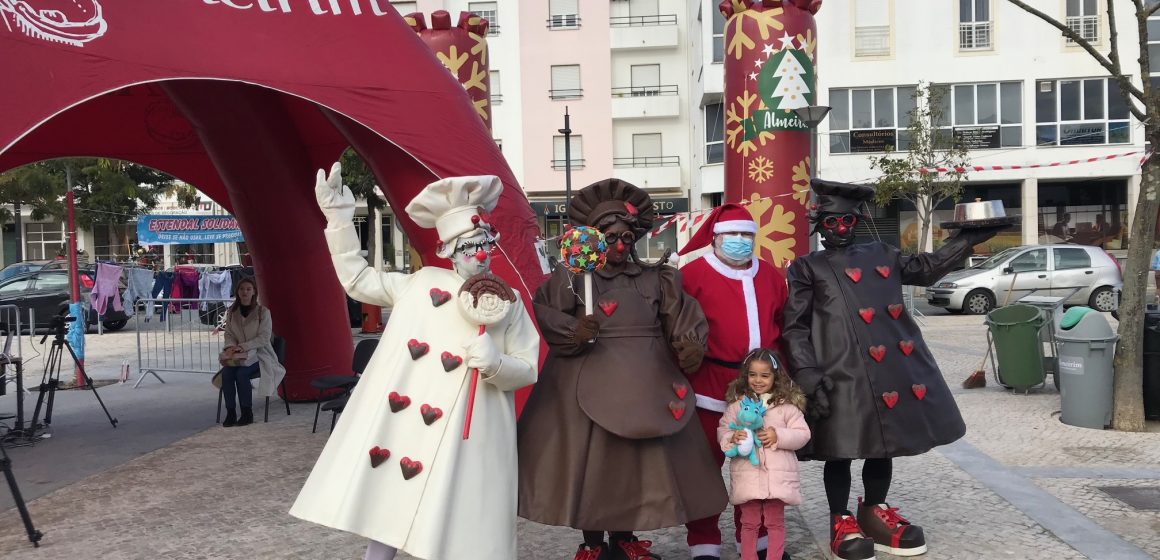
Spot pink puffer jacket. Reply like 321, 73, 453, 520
717, 400, 811, 506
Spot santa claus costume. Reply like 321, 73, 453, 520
679, 204, 788, 560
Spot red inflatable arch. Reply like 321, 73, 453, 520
0, 1, 545, 400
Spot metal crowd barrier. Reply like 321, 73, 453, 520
133, 298, 232, 388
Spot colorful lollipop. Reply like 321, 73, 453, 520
558, 226, 607, 316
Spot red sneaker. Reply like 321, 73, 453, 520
610, 535, 661, 560
830, 513, 876, 560
573, 543, 607, 560
857, 498, 927, 556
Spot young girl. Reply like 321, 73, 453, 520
717, 348, 811, 560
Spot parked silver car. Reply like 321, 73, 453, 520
927, 244, 1122, 315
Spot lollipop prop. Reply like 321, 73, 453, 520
457, 272, 517, 440
558, 226, 608, 315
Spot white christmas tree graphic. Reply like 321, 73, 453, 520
771, 51, 810, 111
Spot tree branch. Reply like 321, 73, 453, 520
1147, 2, 1160, 17
1106, 0, 1149, 122
1007, 0, 1146, 110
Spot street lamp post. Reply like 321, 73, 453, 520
794, 105, 832, 252
558, 107, 573, 205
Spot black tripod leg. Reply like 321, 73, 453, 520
60, 340, 117, 428
0, 445, 44, 547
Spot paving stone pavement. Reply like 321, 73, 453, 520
0, 314, 1157, 559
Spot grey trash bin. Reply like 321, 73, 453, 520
1055, 307, 1119, 430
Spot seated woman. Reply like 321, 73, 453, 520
217, 277, 285, 427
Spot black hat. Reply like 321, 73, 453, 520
811, 178, 876, 217
568, 178, 655, 237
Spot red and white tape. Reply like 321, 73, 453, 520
918, 150, 1151, 174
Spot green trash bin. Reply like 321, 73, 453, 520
986, 304, 1048, 390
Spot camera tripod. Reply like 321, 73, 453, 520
28, 315, 118, 433
0, 438, 42, 547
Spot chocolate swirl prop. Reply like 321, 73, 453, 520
457, 272, 517, 439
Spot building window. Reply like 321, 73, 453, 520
854, 0, 891, 57
553, 135, 584, 169
1066, 0, 1099, 43
711, 6, 725, 63
390, 1, 417, 15
468, 1, 499, 35
548, 0, 579, 29
933, 82, 1022, 149
630, 64, 661, 96
550, 65, 582, 99
490, 70, 502, 105
619, 133, 668, 167
705, 103, 725, 164
24, 222, 64, 260
1035, 78, 1131, 146
829, 86, 915, 153
959, 0, 991, 51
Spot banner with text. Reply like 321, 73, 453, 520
137, 215, 244, 245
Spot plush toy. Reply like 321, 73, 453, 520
725, 396, 766, 466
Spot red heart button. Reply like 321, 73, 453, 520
845, 268, 862, 283
429, 288, 452, 307
912, 384, 927, 400
368, 446, 390, 468
388, 391, 411, 413
899, 340, 915, 356
859, 308, 875, 324
882, 391, 899, 409
598, 300, 618, 317
400, 457, 423, 480
672, 382, 688, 400
869, 345, 886, 363
888, 304, 905, 320
876, 266, 891, 278
669, 401, 686, 420
420, 404, 443, 426
440, 352, 463, 372
407, 339, 429, 360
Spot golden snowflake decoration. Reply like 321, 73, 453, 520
745, 193, 798, 267
748, 156, 774, 183
796, 29, 816, 62
726, 5, 785, 60
726, 90, 776, 157
790, 157, 811, 206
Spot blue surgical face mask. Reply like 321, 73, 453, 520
719, 235, 754, 261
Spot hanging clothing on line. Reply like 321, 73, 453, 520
171, 266, 200, 311
148, 271, 174, 322
122, 268, 155, 311
90, 263, 124, 316
200, 270, 233, 310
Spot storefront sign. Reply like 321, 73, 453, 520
953, 126, 1001, 150
533, 198, 689, 217
849, 129, 896, 153
1059, 123, 1105, 146
137, 215, 244, 244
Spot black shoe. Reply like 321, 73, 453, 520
222, 409, 237, 427
237, 407, 253, 426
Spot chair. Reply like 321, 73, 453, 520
215, 335, 290, 423
311, 338, 378, 433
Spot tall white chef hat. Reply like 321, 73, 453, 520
405, 175, 504, 258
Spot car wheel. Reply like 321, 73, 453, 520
102, 319, 128, 332
1089, 286, 1117, 313
964, 289, 995, 315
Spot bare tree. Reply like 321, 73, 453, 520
1006, 0, 1153, 431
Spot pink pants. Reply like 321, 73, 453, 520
738, 499, 785, 560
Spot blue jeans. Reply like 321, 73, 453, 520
221, 363, 259, 411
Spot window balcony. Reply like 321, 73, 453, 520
547, 14, 580, 29
959, 21, 991, 51
610, 14, 678, 49
549, 88, 583, 100
611, 85, 680, 119
854, 25, 890, 56
490, 94, 503, 105
551, 158, 586, 170
612, 157, 682, 189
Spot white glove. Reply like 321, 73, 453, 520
315, 161, 357, 228
465, 332, 503, 378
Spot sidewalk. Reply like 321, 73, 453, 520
0, 315, 1156, 559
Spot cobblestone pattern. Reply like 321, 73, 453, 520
1033, 478, 1160, 559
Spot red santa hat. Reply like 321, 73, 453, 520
677, 203, 757, 255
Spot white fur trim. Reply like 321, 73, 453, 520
690, 544, 722, 557
695, 393, 727, 413
704, 254, 761, 349
714, 220, 758, 234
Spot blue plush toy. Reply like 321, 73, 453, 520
725, 396, 766, 466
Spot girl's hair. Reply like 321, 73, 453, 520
724, 348, 806, 411
230, 277, 259, 314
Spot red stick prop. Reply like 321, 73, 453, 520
463, 324, 485, 439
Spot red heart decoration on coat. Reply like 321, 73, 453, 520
882, 391, 899, 409
888, 304, 904, 320
912, 384, 927, 400
429, 288, 452, 307
876, 266, 891, 278
899, 340, 915, 356
440, 352, 463, 372
672, 382, 688, 399
407, 339, 429, 360
869, 345, 886, 363
420, 404, 443, 425
669, 401, 686, 420
845, 268, 862, 283
598, 300, 618, 317
368, 446, 390, 468
388, 391, 411, 413
400, 457, 423, 480
859, 308, 875, 324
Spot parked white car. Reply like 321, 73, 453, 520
927, 244, 1122, 315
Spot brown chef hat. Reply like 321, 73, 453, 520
567, 178, 655, 237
